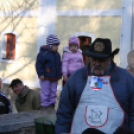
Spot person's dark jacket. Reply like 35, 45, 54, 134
36, 46, 62, 81
55, 62, 134, 134
0, 91, 12, 114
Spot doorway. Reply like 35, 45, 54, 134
78, 36, 91, 65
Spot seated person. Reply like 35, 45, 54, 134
0, 78, 12, 114
127, 50, 134, 76
10, 78, 40, 112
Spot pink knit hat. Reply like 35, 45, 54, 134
68, 36, 80, 47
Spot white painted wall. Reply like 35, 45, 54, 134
0, 0, 133, 88
120, 0, 133, 68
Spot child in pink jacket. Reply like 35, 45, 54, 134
62, 36, 84, 85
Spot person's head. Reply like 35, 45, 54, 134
68, 36, 80, 53
9, 78, 24, 95
127, 50, 134, 69
82, 38, 119, 76
46, 34, 60, 52
89, 57, 112, 76
82, 128, 105, 134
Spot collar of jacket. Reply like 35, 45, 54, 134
40, 46, 49, 52
19, 86, 29, 98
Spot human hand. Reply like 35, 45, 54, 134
63, 76, 68, 82
39, 76, 45, 80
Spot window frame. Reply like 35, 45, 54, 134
78, 36, 91, 65
0, 31, 18, 63
6, 33, 16, 59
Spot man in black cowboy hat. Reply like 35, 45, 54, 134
55, 38, 134, 134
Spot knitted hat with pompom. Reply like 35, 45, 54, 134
46, 34, 60, 49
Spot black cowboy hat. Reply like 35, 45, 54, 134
82, 38, 120, 58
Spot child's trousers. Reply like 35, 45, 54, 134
40, 79, 57, 107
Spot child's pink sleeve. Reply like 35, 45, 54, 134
62, 52, 69, 76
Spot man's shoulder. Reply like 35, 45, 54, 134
115, 66, 134, 84
27, 87, 40, 97
116, 66, 133, 77
27, 87, 38, 93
